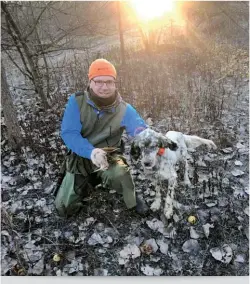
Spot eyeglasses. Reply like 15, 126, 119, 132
91, 80, 116, 88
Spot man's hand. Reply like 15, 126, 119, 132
90, 148, 109, 170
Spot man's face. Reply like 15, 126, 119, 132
89, 75, 116, 98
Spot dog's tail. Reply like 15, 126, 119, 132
183, 134, 217, 150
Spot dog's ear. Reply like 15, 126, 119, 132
130, 141, 141, 160
158, 136, 178, 151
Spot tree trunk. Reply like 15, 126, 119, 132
1, 63, 23, 150
138, 25, 151, 54
117, 2, 126, 67
2, 2, 49, 109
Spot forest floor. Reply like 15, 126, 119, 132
1, 40, 249, 276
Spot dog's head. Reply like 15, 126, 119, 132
130, 128, 178, 171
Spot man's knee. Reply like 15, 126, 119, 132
74, 174, 94, 197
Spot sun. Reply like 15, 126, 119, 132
130, 0, 175, 21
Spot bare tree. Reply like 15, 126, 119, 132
2, 1, 50, 108
117, 1, 125, 66
182, 1, 249, 44
1, 63, 23, 149
1, 1, 118, 108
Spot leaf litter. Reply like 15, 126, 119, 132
1, 51, 249, 277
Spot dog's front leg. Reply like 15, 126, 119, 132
164, 191, 174, 219
184, 159, 191, 186
163, 177, 176, 219
150, 183, 161, 212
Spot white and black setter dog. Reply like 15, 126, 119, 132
131, 128, 217, 220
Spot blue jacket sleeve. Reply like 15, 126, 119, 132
61, 95, 94, 159
121, 104, 148, 137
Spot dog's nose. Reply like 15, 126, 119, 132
144, 162, 151, 167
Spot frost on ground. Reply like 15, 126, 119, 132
1, 67, 249, 276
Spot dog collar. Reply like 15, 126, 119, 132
157, 148, 165, 156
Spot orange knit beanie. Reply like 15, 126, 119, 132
88, 59, 117, 80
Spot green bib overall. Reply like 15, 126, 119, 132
55, 91, 136, 217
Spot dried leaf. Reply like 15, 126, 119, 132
244, 228, 249, 240
88, 233, 104, 246
233, 187, 246, 198
1, 230, 10, 237
236, 142, 245, 149
231, 169, 244, 177
10, 201, 23, 214
53, 230, 62, 238
244, 207, 249, 216
234, 254, 245, 263
94, 268, 108, 276
202, 223, 214, 238
244, 187, 249, 195
1, 257, 17, 275
23, 242, 43, 262
234, 160, 243, 166
222, 147, 233, 153
210, 244, 233, 263
206, 201, 217, 208
118, 244, 141, 265
156, 239, 169, 255
63, 259, 81, 274
56, 269, 62, 276
150, 255, 161, 262
146, 218, 164, 233
125, 235, 144, 246
30, 257, 44, 275
182, 239, 200, 254
83, 217, 96, 227
35, 198, 46, 207
144, 239, 158, 253
141, 265, 162, 276
190, 227, 200, 239
64, 251, 75, 261
103, 235, 113, 244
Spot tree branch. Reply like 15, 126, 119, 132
2, 49, 33, 80
4, 13, 33, 79
24, 1, 54, 40
217, 3, 249, 34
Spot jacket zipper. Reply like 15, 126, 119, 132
97, 110, 100, 120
